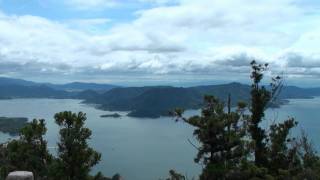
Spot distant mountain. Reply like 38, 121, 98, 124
0, 77, 118, 99
82, 83, 251, 118
47, 82, 119, 92
0, 77, 37, 86
88, 87, 158, 107
128, 87, 202, 118
81, 83, 320, 118
0, 84, 73, 99
192, 82, 251, 106
76, 90, 101, 100
0, 77, 118, 93
280, 86, 320, 99
2, 77, 320, 118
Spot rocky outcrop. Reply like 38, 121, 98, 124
6, 171, 34, 180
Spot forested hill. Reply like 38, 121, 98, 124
45, 82, 118, 92
81, 82, 320, 118
1, 77, 320, 118
0, 77, 118, 93
0, 84, 73, 99
80, 83, 320, 117
81, 83, 251, 118
0, 77, 118, 99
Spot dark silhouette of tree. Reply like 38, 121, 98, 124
295, 131, 320, 179
50, 111, 101, 180
0, 119, 52, 179
268, 118, 298, 175
249, 61, 275, 166
173, 60, 320, 179
166, 170, 186, 180
174, 95, 248, 179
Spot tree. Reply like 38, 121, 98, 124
166, 170, 186, 180
268, 118, 298, 176
247, 61, 310, 178
51, 111, 101, 180
0, 119, 52, 179
174, 95, 248, 180
248, 61, 274, 166
174, 60, 320, 179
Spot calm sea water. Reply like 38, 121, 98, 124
0, 98, 200, 180
0, 98, 319, 179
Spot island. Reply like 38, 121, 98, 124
0, 97, 11, 100
0, 117, 28, 135
1, 77, 320, 118
100, 113, 121, 118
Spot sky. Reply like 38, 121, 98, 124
0, 0, 319, 86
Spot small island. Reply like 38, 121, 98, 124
100, 113, 121, 118
0, 117, 28, 135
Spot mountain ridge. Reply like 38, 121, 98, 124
0, 77, 119, 94
1, 77, 320, 118
83, 83, 320, 118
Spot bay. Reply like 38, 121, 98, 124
0, 98, 200, 180
0, 97, 320, 179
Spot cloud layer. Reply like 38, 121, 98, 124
0, 0, 319, 84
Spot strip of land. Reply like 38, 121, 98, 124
0, 117, 28, 135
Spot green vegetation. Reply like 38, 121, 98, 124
82, 82, 320, 118
1, 61, 320, 179
49, 112, 102, 180
165, 170, 187, 180
0, 119, 53, 178
100, 113, 121, 118
172, 61, 320, 179
0, 112, 117, 180
0, 76, 320, 118
0, 117, 28, 135
0, 84, 73, 99
0, 77, 117, 93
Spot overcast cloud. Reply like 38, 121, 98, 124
0, 0, 319, 85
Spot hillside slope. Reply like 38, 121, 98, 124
81, 82, 320, 118
0, 85, 73, 99
83, 83, 252, 118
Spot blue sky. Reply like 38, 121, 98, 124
0, 0, 319, 86
0, 0, 142, 26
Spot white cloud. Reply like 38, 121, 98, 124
0, 0, 320, 83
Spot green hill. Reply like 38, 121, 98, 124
1, 76, 320, 118
0, 85, 73, 99
81, 82, 320, 118
83, 83, 251, 118
0, 117, 28, 135
128, 87, 202, 118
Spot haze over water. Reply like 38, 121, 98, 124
0, 97, 319, 179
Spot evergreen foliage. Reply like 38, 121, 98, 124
166, 170, 187, 180
174, 94, 248, 179
0, 112, 108, 180
174, 60, 320, 179
0, 61, 320, 179
0, 117, 28, 135
0, 119, 52, 179
50, 111, 102, 180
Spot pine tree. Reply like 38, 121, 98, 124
248, 60, 273, 167
0, 119, 52, 179
173, 60, 320, 179
52, 111, 101, 180
175, 95, 247, 180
